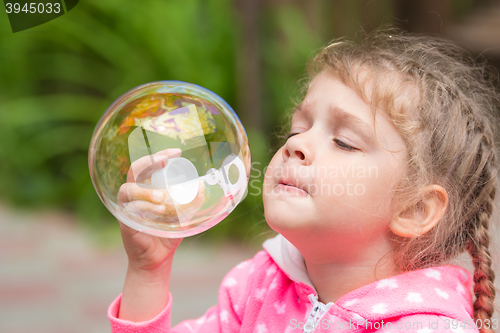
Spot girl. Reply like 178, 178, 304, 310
108, 29, 500, 332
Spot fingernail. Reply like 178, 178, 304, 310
168, 148, 182, 156
153, 190, 165, 202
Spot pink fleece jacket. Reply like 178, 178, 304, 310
108, 234, 484, 333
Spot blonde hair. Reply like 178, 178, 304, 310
307, 28, 500, 330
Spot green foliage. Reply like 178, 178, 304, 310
0, 0, 239, 232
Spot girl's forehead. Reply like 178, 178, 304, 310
308, 69, 375, 101
300, 71, 372, 114
304, 68, 416, 129
297, 71, 407, 154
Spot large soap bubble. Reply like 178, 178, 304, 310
89, 81, 250, 238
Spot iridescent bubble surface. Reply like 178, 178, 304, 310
89, 81, 250, 238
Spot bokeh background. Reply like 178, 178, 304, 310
1, 0, 500, 332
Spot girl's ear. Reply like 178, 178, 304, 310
389, 185, 448, 237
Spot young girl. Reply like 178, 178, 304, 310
108, 29, 500, 333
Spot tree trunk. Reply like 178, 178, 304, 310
393, 0, 450, 34
234, 0, 262, 132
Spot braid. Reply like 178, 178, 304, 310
467, 134, 498, 333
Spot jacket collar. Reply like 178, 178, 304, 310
263, 234, 474, 321
263, 233, 314, 288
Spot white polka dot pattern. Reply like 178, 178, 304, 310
377, 279, 398, 289
223, 277, 237, 288
266, 266, 277, 276
273, 301, 286, 314
435, 287, 449, 299
256, 323, 268, 333
372, 303, 388, 314
425, 269, 441, 280
220, 310, 229, 323
255, 288, 266, 300
456, 282, 466, 294
344, 298, 359, 307
406, 292, 423, 303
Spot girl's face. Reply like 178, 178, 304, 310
263, 71, 408, 262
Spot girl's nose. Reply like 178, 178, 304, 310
282, 133, 314, 165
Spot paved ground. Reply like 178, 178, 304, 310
0, 204, 256, 333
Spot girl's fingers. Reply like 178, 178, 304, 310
118, 181, 205, 208
126, 148, 182, 183
124, 200, 166, 216
118, 182, 168, 205
117, 179, 206, 223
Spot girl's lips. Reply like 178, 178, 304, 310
275, 183, 309, 196
278, 177, 308, 192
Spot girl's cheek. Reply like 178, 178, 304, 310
265, 151, 282, 177
263, 162, 278, 190
263, 164, 274, 184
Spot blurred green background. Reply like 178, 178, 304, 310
0, 0, 499, 247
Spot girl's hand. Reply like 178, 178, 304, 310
116, 148, 205, 272
118, 220, 182, 272
116, 148, 205, 322
119, 219, 180, 322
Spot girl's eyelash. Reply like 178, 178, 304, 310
333, 138, 359, 151
334, 138, 357, 151
287, 133, 358, 151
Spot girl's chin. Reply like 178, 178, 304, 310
264, 210, 310, 234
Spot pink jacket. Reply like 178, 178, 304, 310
108, 234, 483, 333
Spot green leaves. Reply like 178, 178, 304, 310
0, 0, 241, 239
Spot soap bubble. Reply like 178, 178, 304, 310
89, 81, 250, 238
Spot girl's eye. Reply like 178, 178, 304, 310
287, 133, 358, 151
334, 138, 357, 151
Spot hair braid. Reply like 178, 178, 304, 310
467, 133, 498, 333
